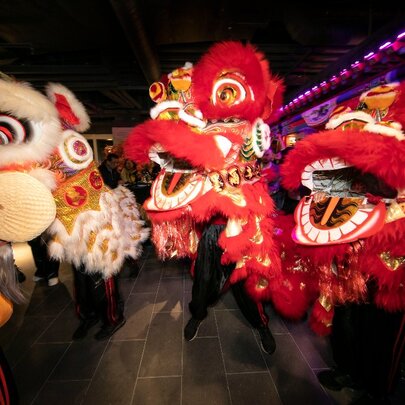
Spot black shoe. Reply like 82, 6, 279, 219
94, 318, 126, 341
72, 318, 99, 341
15, 266, 26, 283
33, 269, 47, 282
317, 369, 357, 391
184, 318, 202, 341
257, 325, 276, 355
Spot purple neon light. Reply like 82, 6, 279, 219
280, 29, 405, 115
379, 41, 392, 50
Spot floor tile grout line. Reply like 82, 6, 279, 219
21, 281, 63, 314
80, 249, 151, 405
126, 249, 148, 298
78, 340, 111, 405
137, 374, 182, 379
77, 251, 151, 404
283, 321, 338, 403
11, 300, 72, 370
129, 255, 164, 405
249, 327, 283, 403
33, 300, 72, 341
29, 341, 73, 405
213, 309, 234, 405
288, 326, 329, 385
225, 370, 270, 375
46, 378, 92, 383
180, 272, 186, 405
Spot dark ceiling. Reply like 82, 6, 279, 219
1, 0, 404, 132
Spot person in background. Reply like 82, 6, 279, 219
120, 159, 138, 186
272, 146, 303, 214
317, 284, 405, 404
28, 233, 60, 287
98, 153, 123, 189
14, 263, 26, 284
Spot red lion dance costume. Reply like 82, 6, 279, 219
124, 41, 285, 353
278, 81, 405, 398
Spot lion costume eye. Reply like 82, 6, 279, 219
58, 129, 93, 170
0, 114, 32, 145
212, 77, 247, 107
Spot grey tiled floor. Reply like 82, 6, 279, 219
2, 242, 404, 405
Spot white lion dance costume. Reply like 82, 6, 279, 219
0, 77, 149, 342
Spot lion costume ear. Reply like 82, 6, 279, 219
257, 56, 285, 122
45, 82, 90, 132
265, 76, 285, 121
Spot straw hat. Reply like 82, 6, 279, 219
0, 171, 56, 242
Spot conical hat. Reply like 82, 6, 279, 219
0, 172, 56, 242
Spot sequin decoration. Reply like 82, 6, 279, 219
73, 139, 87, 156
89, 170, 103, 190
53, 163, 106, 234
379, 251, 405, 271
64, 185, 87, 207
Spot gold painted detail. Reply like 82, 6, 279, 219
240, 133, 255, 160
209, 163, 261, 190
225, 218, 243, 237
235, 256, 248, 269
386, 200, 405, 223
257, 278, 269, 289
249, 215, 264, 244
53, 163, 106, 234
189, 229, 199, 254
87, 231, 97, 252
318, 295, 333, 312
101, 239, 109, 254
379, 251, 405, 271
207, 172, 247, 206
256, 254, 271, 266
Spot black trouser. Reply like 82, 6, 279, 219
331, 302, 405, 397
72, 264, 124, 327
188, 223, 268, 329
28, 234, 60, 279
